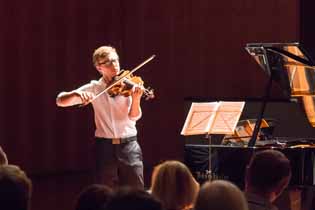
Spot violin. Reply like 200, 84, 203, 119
84, 55, 155, 106
107, 70, 155, 100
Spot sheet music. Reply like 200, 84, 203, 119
181, 102, 219, 136
210, 101, 245, 134
181, 101, 245, 136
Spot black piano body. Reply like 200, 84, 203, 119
184, 42, 315, 190
184, 143, 315, 189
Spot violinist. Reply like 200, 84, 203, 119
56, 46, 145, 189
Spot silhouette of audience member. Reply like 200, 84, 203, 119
75, 184, 113, 210
245, 149, 291, 210
194, 180, 249, 210
105, 187, 163, 210
0, 146, 8, 165
0, 164, 32, 210
150, 160, 199, 210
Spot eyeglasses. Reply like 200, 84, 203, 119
98, 58, 119, 67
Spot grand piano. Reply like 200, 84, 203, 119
184, 43, 315, 190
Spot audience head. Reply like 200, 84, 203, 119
245, 149, 291, 202
105, 187, 163, 210
150, 160, 199, 210
75, 184, 113, 210
195, 180, 248, 210
0, 146, 8, 165
0, 164, 32, 210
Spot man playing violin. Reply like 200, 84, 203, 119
56, 46, 145, 189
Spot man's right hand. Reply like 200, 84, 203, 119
74, 91, 95, 105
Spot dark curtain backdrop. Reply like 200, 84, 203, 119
0, 0, 299, 181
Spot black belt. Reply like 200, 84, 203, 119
95, 136, 137, 144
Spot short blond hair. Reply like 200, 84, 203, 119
150, 160, 199, 210
92, 46, 117, 66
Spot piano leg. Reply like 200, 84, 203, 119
288, 188, 302, 210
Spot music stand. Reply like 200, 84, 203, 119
181, 101, 245, 179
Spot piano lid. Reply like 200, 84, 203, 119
246, 42, 315, 126
246, 42, 315, 97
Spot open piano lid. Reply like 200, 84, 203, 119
246, 42, 315, 126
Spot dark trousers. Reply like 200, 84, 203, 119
95, 138, 144, 189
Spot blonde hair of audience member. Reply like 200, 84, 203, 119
150, 160, 199, 210
195, 180, 249, 210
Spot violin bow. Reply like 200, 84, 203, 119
83, 54, 156, 106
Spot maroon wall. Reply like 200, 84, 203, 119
0, 0, 300, 181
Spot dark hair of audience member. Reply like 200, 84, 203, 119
75, 184, 113, 210
150, 160, 199, 210
105, 186, 163, 210
0, 164, 32, 210
195, 180, 249, 210
245, 149, 291, 195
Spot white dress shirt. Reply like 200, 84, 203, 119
76, 77, 141, 138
